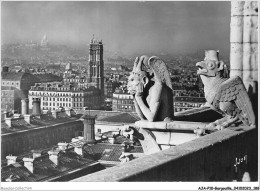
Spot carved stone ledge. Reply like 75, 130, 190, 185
135, 120, 209, 131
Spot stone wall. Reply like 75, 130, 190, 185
230, 1, 258, 91
1, 120, 83, 160
72, 126, 258, 182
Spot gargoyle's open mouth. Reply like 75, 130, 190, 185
196, 62, 207, 74
197, 65, 203, 70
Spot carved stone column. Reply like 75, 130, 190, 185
230, 1, 258, 91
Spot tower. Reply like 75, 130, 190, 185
88, 35, 104, 96
40, 34, 48, 47
81, 114, 96, 144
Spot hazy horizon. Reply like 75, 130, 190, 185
2, 1, 231, 57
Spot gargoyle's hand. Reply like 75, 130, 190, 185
128, 89, 136, 95
135, 82, 144, 97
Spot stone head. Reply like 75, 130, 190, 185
127, 56, 150, 95
196, 50, 228, 78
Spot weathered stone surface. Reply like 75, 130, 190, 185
230, 1, 258, 92
71, 125, 256, 182
127, 55, 173, 122
230, 16, 244, 43
151, 131, 197, 146
137, 128, 161, 155
231, 1, 244, 16
230, 43, 243, 78
196, 50, 255, 131
135, 120, 209, 131
243, 1, 258, 16
243, 16, 258, 43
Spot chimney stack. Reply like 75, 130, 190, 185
6, 155, 17, 165
65, 108, 71, 117
108, 137, 115, 144
74, 142, 85, 156
80, 114, 96, 144
32, 98, 41, 116
48, 150, 60, 166
23, 158, 35, 173
21, 98, 29, 115
24, 114, 31, 124
119, 153, 134, 163
31, 149, 43, 159
51, 110, 57, 119
5, 118, 12, 128
57, 142, 69, 151
13, 114, 21, 119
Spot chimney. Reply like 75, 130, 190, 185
23, 158, 35, 173
32, 98, 41, 116
108, 137, 115, 144
5, 118, 12, 128
48, 150, 60, 166
31, 149, 43, 159
3, 111, 11, 119
119, 153, 134, 163
21, 98, 29, 115
6, 155, 17, 165
13, 114, 21, 119
80, 114, 96, 144
65, 108, 71, 117
121, 142, 132, 152
24, 114, 31, 124
51, 110, 57, 119
74, 143, 85, 156
57, 142, 69, 151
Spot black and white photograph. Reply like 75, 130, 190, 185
1, 1, 258, 190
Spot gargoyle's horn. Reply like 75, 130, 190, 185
136, 55, 149, 71
133, 57, 139, 72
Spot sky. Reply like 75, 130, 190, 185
1, 1, 231, 57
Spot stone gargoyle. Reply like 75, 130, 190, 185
127, 55, 174, 122
196, 50, 255, 130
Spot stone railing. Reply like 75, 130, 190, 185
71, 125, 257, 182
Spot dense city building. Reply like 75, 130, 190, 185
112, 87, 135, 112
1, 110, 143, 181
28, 82, 102, 112
173, 96, 206, 112
1, 70, 39, 112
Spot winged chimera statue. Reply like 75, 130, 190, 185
127, 55, 173, 122
196, 50, 255, 130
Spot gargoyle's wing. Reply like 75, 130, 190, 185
218, 76, 255, 126
148, 56, 173, 90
